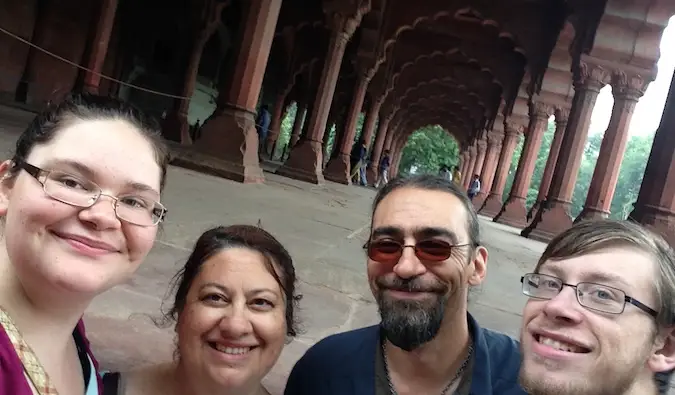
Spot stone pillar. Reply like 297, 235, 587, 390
265, 92, 287, 156
473, 132, 503, 208
526, 108, 569, 220
576, 70, 648, 222
324, 72, 372, 184
523, 59, 610, 241
367, 114, 391, 182
391, 141, 404, 177
471, 137, 488, 182
630, 71, 675, 245
494, 103, 552, 227
277, 11, 366, 184
193, 0, 281, 183
289, 105, 307, 147
463, 144, 478, 190
478, 123, 523, 217
459, 150, 469, 185
82, 0, 119, 94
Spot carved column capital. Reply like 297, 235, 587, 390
611, 70, 650, 101
487, 132, 504, 148
504, 121, 525, 137
324, 0, 370, 44
575, 60, 611, 92
476, 138, 488, 153
530, 101, 553, 120
554, 107, 570, 123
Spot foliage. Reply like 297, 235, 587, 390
398, 119, 655, 220
399, 125, 460, 176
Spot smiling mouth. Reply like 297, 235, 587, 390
535, 334, 591, 354
208, 342, 257, 355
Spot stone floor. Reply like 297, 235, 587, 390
0, 105, 670, 394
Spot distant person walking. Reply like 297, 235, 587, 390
375, 150, 391, 188
468, 174, 481, 200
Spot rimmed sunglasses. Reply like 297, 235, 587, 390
363, 239, 472, 264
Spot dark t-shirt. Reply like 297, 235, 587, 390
374, 333, 474, 395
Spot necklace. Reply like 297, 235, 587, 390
381, 339, 474, 395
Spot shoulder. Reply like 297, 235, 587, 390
285, 326, 379, 393
295, 326, 378, 370
480, 328, 523, 391
116, 363, 174, 395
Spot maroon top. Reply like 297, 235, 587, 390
0, 318, 103, 395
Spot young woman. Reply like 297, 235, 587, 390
104, 225, 300, 395
0, 94, 170, 395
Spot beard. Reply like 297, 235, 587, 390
375, 275, 450, 351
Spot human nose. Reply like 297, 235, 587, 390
77, 194, 121, 230
218, 304, 254, 337
542, 286, 584, 324
392, 245, 427, 279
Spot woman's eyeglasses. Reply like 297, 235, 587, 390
363, 239, 472, 263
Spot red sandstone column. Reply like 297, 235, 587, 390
367, 114, 391, 182
289, 105, 307, 147
463, 144, 478, 190
471, 137, 488, 181
459, 150, 469, 185
362, 99, 383, 149
324, 72, 372, 184
82, 0, 119, 94
194, 0, 281, 183
473, 132, 503, 209
523, 58, 610, 241
576, 70, 649, 222
478, 122, 523, 217
630, 70, 675, 245
494, 103, 552, 227
265, 92, 287, 156
526, 108, 569, 221
277, 10, 367, 184
391, 141, 404, 177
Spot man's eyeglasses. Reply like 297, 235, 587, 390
363, 239, 471, 264
14, 159, 167, 227
520, 273, 658, 317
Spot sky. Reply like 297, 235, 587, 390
588, 16, 675, 137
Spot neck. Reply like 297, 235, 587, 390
386, 305, 471, 385
0, 250, 91, 347
173, 360, 263, 395
621, 373, 659, 395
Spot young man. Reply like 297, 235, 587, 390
375, 150, 391, 188
467, 174, 480, 200
285, 175, 525, 394
518, 220, 675, 395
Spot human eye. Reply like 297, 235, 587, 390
200, 293, 228, 305
587, 285, 622, 304
250, 298, 275, 311
119, 195, 152, 209
50, 173, 91, 190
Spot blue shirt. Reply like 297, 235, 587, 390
284, 313, 525, 395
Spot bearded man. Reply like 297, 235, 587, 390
285, 175, 525, 395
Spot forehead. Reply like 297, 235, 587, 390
538, 247, 658, 293
372, 187, 469, 240
27, 118, 161, 192
196, 248, 281, 289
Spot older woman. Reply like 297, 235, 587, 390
104, 225, 300, 395
0, 94, 169, 395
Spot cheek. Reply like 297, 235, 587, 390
178, 305, 220, 346
255, 310, 287, 347
123, 226, 157, 258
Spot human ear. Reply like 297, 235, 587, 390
0, 160, 15, 217
648, 327, 675, 373
468, 245, 488, 286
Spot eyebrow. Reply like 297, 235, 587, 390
42, 158, 160, 196
371, 226, 460, 244
199, 282, 280, 298
544, 264, 631, 289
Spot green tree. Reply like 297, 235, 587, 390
399, 125, 460, 176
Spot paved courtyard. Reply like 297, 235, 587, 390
6, 104, 668, 394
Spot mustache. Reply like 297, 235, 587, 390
376, 275, 447, 294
